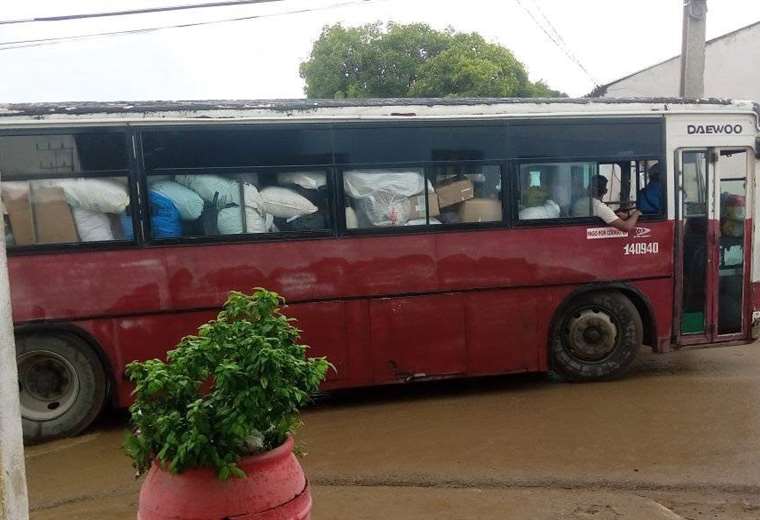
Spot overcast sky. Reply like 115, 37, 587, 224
2, 0, 760, 102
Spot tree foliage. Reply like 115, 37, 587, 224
300, 22, 565, 98
124, 288, 331, 480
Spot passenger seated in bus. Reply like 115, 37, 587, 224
572, 175, 641, 231
637, 163, 662, 214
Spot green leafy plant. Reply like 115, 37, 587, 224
124, 288, 331, 480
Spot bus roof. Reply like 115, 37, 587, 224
1, 97, 758, 126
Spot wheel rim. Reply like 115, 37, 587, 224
564, 308, 619, 362
17, 350, 80, 421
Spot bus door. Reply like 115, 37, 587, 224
676, 148, 752, 345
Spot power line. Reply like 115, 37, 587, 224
529, 0, 599, 86
0, 0, 377, 51
513, 0, 599, 88
0, 1, 285, 26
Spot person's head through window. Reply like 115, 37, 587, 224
589, 174, 608, 201
647, 162, 661, 185
638, 162, 662, 214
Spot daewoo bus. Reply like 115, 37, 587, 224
1, 98, 758, 442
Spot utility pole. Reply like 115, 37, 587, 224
679, 0, 708, 98
0, 173, 28, 520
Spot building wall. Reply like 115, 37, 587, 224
603, 23, 760, 100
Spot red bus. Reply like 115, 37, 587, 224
2, 98, 758, 442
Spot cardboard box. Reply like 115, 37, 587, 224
31, 187, 78, 244
436, 179, 474, 208
2, 188, 35, 246
409, 192, 441, 220
457, 198, 502, 223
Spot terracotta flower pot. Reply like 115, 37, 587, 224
137, 436, 311, 519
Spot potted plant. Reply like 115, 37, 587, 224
124, 288, 331, 520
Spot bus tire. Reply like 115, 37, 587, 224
550, 291, 642, 381
16, 332, 107, 444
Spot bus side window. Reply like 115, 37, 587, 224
146, 171, 331, 239
431, 164, 502, 225
517, 161, 595, 220
0, 133, 132, 247
343, 168, 427, 228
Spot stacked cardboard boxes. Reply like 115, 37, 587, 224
1, 184, 79, 245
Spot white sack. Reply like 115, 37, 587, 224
242, 183, 264, 211
1, 181, 30, 200
72, 208, 114, 241
277, 171, 327, 190
175, 175, 241, 207
406, 218, 441, 225
259, 187, 317, 219
519, 200, 561, 220
172, 176, 263, 211
151, 181, 204, 220
38, 178, 129, 213
217, 206, 273, 234
345, 207, 358, 229
147, 175, 172, 186
236, 173, 259, 186
343, 170, 424, 199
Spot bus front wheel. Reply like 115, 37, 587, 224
550, 291, 642, 381
16, 332, 107, 443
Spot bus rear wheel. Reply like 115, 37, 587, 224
16, 332, 107, 444
550, 291, 642, 381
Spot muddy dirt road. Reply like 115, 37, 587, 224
25, 343, 760, 519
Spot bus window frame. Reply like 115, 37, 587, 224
0, 127, 138, 255
336, 159, 509, 236
142, 165, 339, 247
510, 156, 667, 228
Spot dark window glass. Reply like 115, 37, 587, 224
141, 127, 332, 170
0, 133, 128, 176
334, 124, 507, 164
509, 119, 663, 159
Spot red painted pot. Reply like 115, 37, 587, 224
137, 436, 311, 519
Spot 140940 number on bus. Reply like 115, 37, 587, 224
624, 242, 659, 255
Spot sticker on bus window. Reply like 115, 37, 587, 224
586, 227, 628, 239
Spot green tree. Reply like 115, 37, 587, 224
300, 22, 565, 99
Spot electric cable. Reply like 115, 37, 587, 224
0, 0, 379, 51
0, 1, 286, 26
529, 0, 600, 86
513, 0, 600, 88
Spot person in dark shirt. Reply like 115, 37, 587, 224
638, 163, 663, 214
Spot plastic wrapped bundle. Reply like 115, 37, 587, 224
344, 170, 424, 199
73, 208, 114, 241
356, 191, 412, 226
